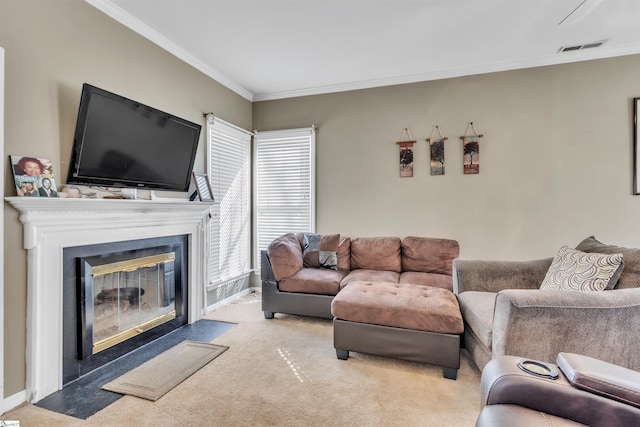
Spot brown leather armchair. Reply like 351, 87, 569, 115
476, 352, 640, 426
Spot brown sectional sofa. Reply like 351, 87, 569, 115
261, 233, 463, 378
262, 233, 460, 318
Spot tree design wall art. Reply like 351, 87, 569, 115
426, 125, 448, 175
399, 142, 415, 177
396, 128, 416, 177
460, 122, 483, 175
463, 137, 479, 174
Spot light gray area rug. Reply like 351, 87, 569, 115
101, 340, 228, 401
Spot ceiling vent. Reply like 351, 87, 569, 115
558, 40, 606, 53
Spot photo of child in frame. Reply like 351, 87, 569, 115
10, 155, 59, 197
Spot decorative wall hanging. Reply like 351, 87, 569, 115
10, 155, 58, 197
426, 126, 448, 175
396, 128, 416, 177
460, 122, 483, 175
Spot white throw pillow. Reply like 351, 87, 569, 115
540, 246, 624, 291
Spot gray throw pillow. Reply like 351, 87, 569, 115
302, 233, 339, 270
540, 246, 624, 291
576, 236, 639, 289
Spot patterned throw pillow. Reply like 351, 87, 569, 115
302, 233, 339, 270
540, 246, 624, 291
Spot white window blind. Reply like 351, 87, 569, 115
207, 115, 252, 288
253, 127, 316, 270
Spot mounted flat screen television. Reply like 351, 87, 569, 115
67, 83, 201, 192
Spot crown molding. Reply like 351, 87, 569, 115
254, 45, 640, 102
85, 0, 254, 101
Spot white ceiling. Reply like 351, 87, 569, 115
87, 0, 640, 102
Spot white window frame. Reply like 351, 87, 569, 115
252, 127, 316, 272
206, 115, 253, 290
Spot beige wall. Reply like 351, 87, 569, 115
253, 55, 640, 261
0, 0, 251, 396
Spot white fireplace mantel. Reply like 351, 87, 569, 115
5, 197, 212, 403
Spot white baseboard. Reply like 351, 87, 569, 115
205, 286, 260, 312
1, 389, 27, 415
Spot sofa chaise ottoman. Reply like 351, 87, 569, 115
332, 280, 464, 379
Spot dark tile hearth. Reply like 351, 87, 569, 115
35, 319, 235, 419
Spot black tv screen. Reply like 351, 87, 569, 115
67, 83, 201, 192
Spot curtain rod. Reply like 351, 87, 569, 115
203, 113, 319, 134
202, 113, 255, 136
253, 124, 319, 134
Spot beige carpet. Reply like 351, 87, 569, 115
3, 292, 482, 426
102, 340, 228, 401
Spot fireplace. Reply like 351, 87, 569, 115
6, 197, 211, 403
63, 235, 188, 385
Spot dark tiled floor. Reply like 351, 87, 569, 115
35, 319, 235, 419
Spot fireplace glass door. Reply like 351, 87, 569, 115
81, 251, 177, 358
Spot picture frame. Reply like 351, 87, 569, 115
634, 98, 640, 195
10, 155, 59, 197
192, 172, 214, 202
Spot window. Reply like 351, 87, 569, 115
253, 127, 316, 270
206, 115, 252, 289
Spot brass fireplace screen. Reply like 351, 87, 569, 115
81, 252, 177, 358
